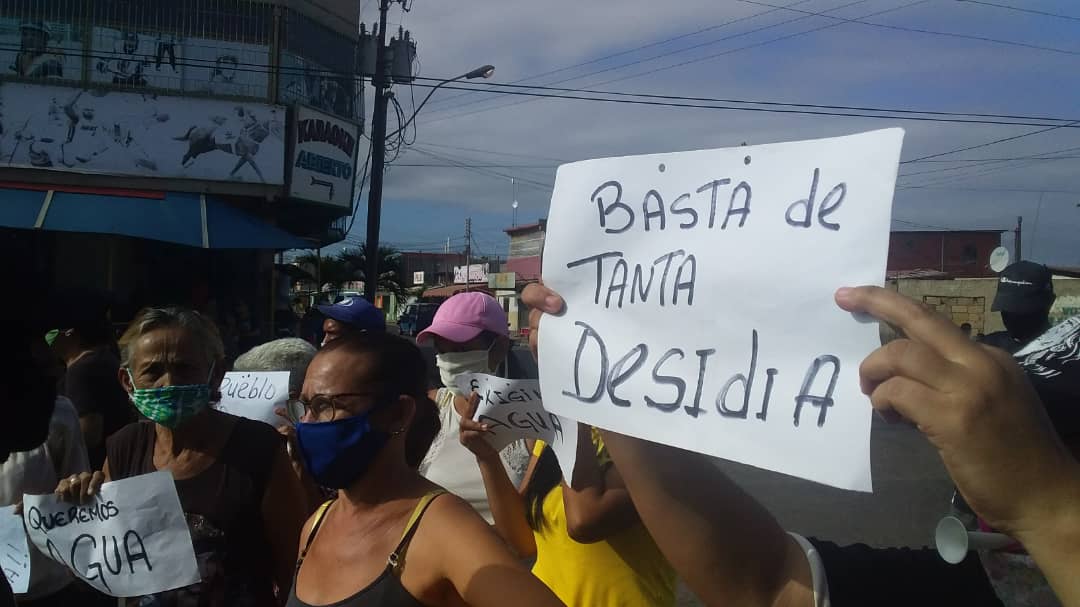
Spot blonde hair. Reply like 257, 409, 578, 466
119, 307, 225, 367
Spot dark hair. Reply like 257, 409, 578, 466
320, 332, 440, 468
524, 445, 563, 531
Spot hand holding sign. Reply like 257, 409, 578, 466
538, 130, 905, 491
0, 505, 30, 594
25, 470, 200, 597
456, 374, 579, 483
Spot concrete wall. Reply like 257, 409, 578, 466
893, 276, 1080, 335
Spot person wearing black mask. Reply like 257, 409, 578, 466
981, 261, 1056, 353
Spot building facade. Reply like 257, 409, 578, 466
0, 0, 366, 355
887, 230, 1003, 278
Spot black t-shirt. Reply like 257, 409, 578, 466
1012, 317, 1080, 443
58, 347, 134, 468
978, 330, 1022, 354
809, 539, 1004, 606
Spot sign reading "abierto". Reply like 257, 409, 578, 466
288, 105, 361, 208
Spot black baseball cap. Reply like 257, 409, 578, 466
991, 261, 1054, 314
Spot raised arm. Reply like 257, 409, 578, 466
836, 285, 1080, 607
459, 396, 537, 557
523, 283, 812, 606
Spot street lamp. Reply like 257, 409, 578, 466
388, 64, 495, 138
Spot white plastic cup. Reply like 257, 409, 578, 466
935, 516, 1014, 564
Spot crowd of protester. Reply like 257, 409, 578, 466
1, 260, 1078, 607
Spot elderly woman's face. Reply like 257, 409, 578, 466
127, 327, 215, 390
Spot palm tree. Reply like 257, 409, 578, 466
336, 244, 409, 303
294, 253, 352, 290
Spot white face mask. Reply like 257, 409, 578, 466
436, 347, 495, 395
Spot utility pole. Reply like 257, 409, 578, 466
1014, 215, 1023, 262
464, 217, 472, 292
363, 0, 392, 304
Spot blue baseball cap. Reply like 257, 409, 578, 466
315, 297, 385, 332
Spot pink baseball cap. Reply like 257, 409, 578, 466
416, 292, 508, 345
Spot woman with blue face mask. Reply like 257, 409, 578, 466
285, 332, 563, 607
56, 306, 309, 606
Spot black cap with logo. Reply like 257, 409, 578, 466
991, 261, 1055, 315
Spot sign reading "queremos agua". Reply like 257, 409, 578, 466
288, 105, 360, 208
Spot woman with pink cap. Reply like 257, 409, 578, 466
415, 292, 531, 524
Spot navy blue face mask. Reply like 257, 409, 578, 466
295, 405, 391, 489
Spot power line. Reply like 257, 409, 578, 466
418, 82, 1077, 128
898, 145, 1080, 178
956, 0, 1080, 22
422, 0, 884, 120
408, 147, 554, 191
20, 43, 1077, 131
734, 0, 1080, 55
419, 0, 934, 124
903, 121, 1080, 162
907, 156, 1080, 162
423, 0, 826, 111
411, 142, 569, 162
413, 76, 1079, 125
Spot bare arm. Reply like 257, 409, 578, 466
261, 445, 309, 601
425, 496, 564, 607
459, 397, 537, 557
561, 425, 639, 543
600, 431, 812, 607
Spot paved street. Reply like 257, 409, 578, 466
678, 416, 953, 605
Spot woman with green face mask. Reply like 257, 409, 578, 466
56, 306, 309, 606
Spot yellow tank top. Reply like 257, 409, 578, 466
529, 432, 676, 607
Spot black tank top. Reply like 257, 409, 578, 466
286, 492, 446, 607
106, 417, 281, 607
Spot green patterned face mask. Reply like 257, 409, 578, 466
126, 367, 213, 429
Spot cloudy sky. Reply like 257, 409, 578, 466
344, 0, 1079, 267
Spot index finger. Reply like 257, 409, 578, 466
835, 286, 974, 359
465, 392, 481, 420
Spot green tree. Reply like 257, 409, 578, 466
336, 244, 409, 303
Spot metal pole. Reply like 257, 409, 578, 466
464, 218, 472, 293
1015, 215, 1023, 262
363, 0, 392, 304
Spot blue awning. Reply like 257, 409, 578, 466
0, 188, 311, 250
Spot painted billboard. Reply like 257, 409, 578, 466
0, 82, 285, 184
288, 105, 359, 208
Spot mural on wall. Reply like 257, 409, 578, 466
90, 27, 270, 98
0, 81, 285, 184
0, 18, 83, 81
278, 52, 358, 120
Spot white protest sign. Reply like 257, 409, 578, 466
456, 374, 579, 483
215, 371, 290, 427
0, 505, 30, 594
22, 471, 199, 597
539, 129, 904, 491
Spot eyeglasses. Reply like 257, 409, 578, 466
287, 392, 375, 422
